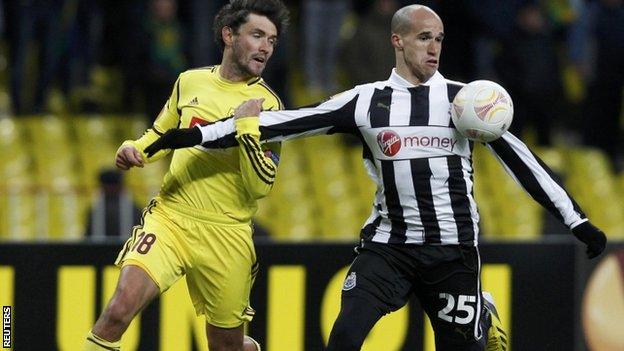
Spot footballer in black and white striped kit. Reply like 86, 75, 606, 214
145, 4, 606, 351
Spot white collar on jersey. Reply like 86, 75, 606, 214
388, 68, 445, 88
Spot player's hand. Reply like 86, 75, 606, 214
572, 221, 607, 259
144, 127, 202, 157
116, 145, 144, 170
234, 98, 264, 120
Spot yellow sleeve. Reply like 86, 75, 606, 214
117, 76, 184, 163
235, 117, 280, 199
118, 128, 170, 163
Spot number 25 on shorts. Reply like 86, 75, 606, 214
438, 293, 476, 324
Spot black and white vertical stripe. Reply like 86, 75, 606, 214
355, 74, 480, 245
197, 70, 587, 246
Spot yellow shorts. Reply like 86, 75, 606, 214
115, 199, 258, 328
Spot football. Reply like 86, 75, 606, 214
451, 80, 514, 142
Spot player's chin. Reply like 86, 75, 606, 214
410, 64, 435, 82
423, 65, 437, 77
248, 62, 266, 76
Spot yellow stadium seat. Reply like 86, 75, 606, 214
0, 115, 169, 241
19, 115, 77, 182
72, 115, 120, 189
43, 178, 90, 239
565, 147, 624, 237
476, 143, 541, 238
0, 178, 37, 240
472, 144, 499, 236
303, 135, 365, 239
13, 115, 88, 239
257, 139, 319, 239
270, 195, 318, 239
0, 118, 37, 240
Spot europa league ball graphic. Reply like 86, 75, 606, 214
583, 250, 624, 350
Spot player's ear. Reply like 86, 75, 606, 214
391, 33, 403, 50
222, 26, 234, 46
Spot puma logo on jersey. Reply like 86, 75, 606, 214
454, 327, 471, 340
376, 102, 391, 111
189, 97, 199, 105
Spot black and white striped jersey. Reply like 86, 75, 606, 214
196, 69, 588, 246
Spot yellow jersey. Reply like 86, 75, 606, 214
120, 65, 283, 224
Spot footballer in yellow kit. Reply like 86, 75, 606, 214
84, 3, 290, 350
116, 65, 283, 327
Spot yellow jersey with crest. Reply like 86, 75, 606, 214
120, 65, 283, 224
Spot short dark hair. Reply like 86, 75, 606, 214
213, 0, 290, 51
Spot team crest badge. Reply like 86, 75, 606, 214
342, 272, 357, 291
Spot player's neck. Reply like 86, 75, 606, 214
219, 65, 245, 82
219, 56, 254, 83
395, 65, 423, 86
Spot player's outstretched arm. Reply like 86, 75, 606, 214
146, 87, 362, 156
144, 127, 202, 157
144, 98, 266, 157
487, 132, 607, 259
571, 221, 607, 259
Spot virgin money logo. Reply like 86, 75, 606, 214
377, 130, 402, 157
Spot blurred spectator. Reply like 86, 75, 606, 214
6, 0, 103, 115
0, 1, 4, 38
339, 0, 398, 86
183, 0, 228, 66
142, 0, 187, 121
85, 169, 141, 239
97, 0, 186, 119
497, 2, 564, 145
98, 1, 147, 113
571, 0, 624, 168
302, 0, 349, 95
419, 0, 477, 81
8, 0, 67, 114
65, 0, 103, 101
466, 0, 525, 79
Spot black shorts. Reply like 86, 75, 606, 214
342, 241, 487, 348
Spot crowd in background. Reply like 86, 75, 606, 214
0, 0, 623, 168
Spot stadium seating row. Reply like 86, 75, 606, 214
0, 115, 622, 241
0, 116, 166, 240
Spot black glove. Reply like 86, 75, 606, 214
571, 221, 607, 259
144, 127, 202, 157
